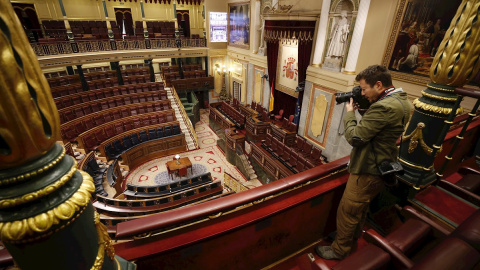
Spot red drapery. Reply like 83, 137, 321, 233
265, 20, 315, 116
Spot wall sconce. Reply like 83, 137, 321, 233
262, 74, 269, 81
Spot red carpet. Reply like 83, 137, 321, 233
413, 185, 479, 226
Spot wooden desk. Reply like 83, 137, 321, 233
166, 157, 192, 177
225, 128, 245, 151
270, 123, 296, 147
245, 115, 271, 142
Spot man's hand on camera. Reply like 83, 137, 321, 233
346, 98, 356, 112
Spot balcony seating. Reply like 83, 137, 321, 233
365, 206, 480, 270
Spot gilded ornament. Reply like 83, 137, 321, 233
412, 99, 464, 115
0, 0, 61, 169
402, 123, 433, 155
421, 90, 459, 102
90, 212, 115, 270
0, 160, 77, 209
430, 0, 480, 86
0, 171, 94, 243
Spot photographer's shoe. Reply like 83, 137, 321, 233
315, 245, 344, 260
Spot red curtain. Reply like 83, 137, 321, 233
265, 20, 315, 115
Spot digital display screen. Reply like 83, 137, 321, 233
210, 12, 227, 42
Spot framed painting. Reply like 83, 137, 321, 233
381, 0, 463, 85
228, 2, 250, 49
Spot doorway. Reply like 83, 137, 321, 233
176, 11, 190, 38
114, 8, 134, 38
11, 3, 42, 42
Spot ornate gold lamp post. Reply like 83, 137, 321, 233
214, 64, 230, 101
398, 0, 480, 190
0, 1, 134, 269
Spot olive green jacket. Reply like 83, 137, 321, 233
344, 90, 412, 175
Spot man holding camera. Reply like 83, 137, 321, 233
316, 65, 412, 260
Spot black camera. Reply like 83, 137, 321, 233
335, 86, 371, 115
378, 160, 404, 187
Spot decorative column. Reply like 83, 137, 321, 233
110, 61, 124, 85
311, 0, 331, 67
0, 2, 135, 269
144, 59, 155, 82
102, 0, 114, 40
253, 0, 261, 54
140, 0, 147, 38
57, 0, 73, 40
76, 64, 89, 91
343, 0, 370, 74
398, 0, 480, 189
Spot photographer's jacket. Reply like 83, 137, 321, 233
343, 89, 412, 175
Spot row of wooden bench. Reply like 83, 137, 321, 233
93, 181, 223, 216
59, 91, 169, 124
60, 103, 175, 142
123, 172, 212, 198
216, 101, 246, 128
262, 133, 325, 173
75, 112, 176, 152
54, 82, 165, 110
100, 122, 181, 159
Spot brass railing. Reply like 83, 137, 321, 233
171, 86, 199, 150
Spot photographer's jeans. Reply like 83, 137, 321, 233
331, 174, 384, 257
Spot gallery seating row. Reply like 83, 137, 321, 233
121, 67, 149, 77
44, 70, 68, 78
122, 64, 147, 70
69, 20, 108, 39
50, 78, 119, 97
145, 21, 175, 37
163, 71, 206, 87
99, 121, 181, 159
160, 64, 202, 78
74, 66, 110, 74
171, 77, 214, 92
54, 82, 166, 110
124, 172, 212, 198
262, 134, 324, 173
47, 74, 80, 87
78, 151, 108, 197
217, 101, 245, 129
353, 206, 480, 270
59, 92, 170, 124
276, 117, 298, 133
60, 103, 175, 142
77, 113, 178, 152
92, 181, 223, 216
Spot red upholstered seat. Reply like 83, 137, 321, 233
312, 244, 391, 270
385, 218, 432, 254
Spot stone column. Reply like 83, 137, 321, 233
0, 2, 134, 269
398, 0, 480, 189
57, 0, 73, 40
311, 0, 331, 66
343, 0, 371, 74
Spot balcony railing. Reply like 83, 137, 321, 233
31, 38, 207, 57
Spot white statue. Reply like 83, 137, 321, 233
326, 11, 350, 58
258, 17, 265, 50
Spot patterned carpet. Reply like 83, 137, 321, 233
123, 109, 248, 189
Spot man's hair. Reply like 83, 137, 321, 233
355, 65, 392, 87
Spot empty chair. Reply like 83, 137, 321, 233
301, 142, 313, 156
113, 139, 124, 153
172, 124, 180, 135
103, 112, 113, 122
295, 136, 306, 152
164, 126, 172, 136
157, 127, 164, 138
282, 147, 292, 163
288, 114, 294, 123
309, 147, 323, 165
148, 128, 158, 139
104, 143, 117, 159
178, 167, 188, 178
122, 136, 133, 149
94, 129, 107, 142
104, 125, 116, 137
84, 118, 95, 130
139, 130, 148, 142
286, 152, 299, 169
131, 134, 140, 145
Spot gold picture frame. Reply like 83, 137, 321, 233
228, 2, 250, 49
381, 0, 463, 85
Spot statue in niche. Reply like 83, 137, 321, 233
326, 10, 350, 59
257, 17, 266, 55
